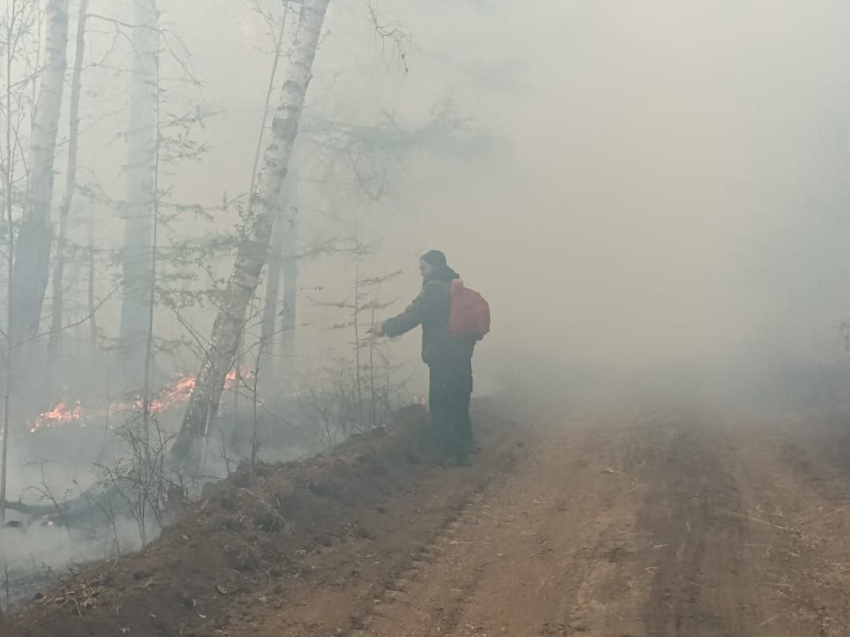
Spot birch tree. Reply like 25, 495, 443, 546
278, 173, 299, 392
9, 0, 70, 348
172, 0, 331, 462
119, 0, 158, 382
259, 167, 298, 396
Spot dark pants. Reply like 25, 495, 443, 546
428, 357, 473, 463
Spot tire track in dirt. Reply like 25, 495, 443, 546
634, 413, 765, 636
224, 415, 527, 637
724, 417, 850, 637
633, 411, 850, 637
345, 417, 656, 637
348, 490, 493, 637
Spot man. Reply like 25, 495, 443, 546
370, 250, 477, 466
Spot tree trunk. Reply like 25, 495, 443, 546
9, 0, 71, 349
118, 0, 158, 386
47, 0, 89, 372
87, 211, 98, 373
0, 364, 9, 525
172, 0, 330, 463
259, 168, 298, 396
252, 5, 297, 402
279, 170, 299, 395
258, 215, 284, 392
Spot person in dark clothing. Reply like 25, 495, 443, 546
370, 250, 477, 465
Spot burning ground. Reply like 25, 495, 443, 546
0, 365, 321, 608
29, 370, 244, 433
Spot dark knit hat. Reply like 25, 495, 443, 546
420, 250, 448, 267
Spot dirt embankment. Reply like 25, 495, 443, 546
1, 403, 523, 637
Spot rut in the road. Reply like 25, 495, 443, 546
329, 412, 850, 637
339, 418, 654, 637
634, 416, 758, 637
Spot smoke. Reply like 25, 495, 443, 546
57, 0, 850, 379
5, 0, 850, 610
1, 515, 152, 573
354, 0, 850, 385
0, 514, 155, 611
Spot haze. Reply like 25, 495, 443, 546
2, 0, 850, 609
47, 0, 850, 378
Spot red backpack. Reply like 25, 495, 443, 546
449, 279, 490, 340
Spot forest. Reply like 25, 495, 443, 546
0, 0, 509, 599
4, 0, 850, 627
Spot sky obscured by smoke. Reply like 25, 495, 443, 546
321, 0, 850, 372
63, 0, 850, 382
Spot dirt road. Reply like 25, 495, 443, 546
247, 410, 850, 637
8, 406, 850, 637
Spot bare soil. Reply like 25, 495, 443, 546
5, 403, 850, 636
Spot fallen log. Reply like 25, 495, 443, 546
1, 478, 156, 528
1, 499, 56, 516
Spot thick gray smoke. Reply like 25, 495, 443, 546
3, 0, 850, 612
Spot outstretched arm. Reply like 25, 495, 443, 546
376, 281, 441, 338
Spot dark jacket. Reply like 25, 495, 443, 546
382, 266, 476, 366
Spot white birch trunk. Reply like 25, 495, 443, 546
118, 0, 158, 384
259, 167, 298, 397
258, 186, 287, 389
172, 0, 330, 462
47, 0, 89, 368
9, 0, 71, 347
279, 172, 299, 394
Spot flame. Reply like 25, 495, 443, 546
144, 375, 198, 414
30, 368, 248, 433
33, 401, 84, 430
